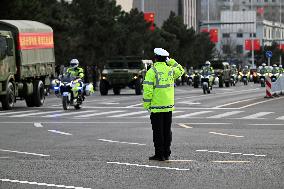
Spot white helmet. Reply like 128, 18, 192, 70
280, 65, 283, 68
70, 59, 79, 68
262, 63, 266, 67
205, 61, 211, 66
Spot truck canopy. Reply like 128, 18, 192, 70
0, 20, 55, 66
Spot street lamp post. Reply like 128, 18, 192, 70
280, 0, 282, 66
207, 0, 210, 30
251, 1, 255, 68
141, 0, 144, 12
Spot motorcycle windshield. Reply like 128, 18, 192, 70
61, 76, 76, 83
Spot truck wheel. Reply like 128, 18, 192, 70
225, 81, 230, 87
1, 82, 15, 110
33, 80, 45, 107
100, 80, 108, 95
113, 88, 121, 95
25, 96, 34, 107
135, 79, 142, 95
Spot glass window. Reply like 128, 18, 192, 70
127, 61, 142, 69
0, 36, 7, 60
237, 33, 243, 38
222, 33, 230, 38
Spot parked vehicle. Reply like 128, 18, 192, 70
0, 20, 55, 110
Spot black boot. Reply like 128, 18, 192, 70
149, 155, 165, 161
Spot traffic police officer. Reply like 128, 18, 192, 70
65, 59, 85, 99
143, 48, 184, 161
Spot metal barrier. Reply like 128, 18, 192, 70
266, 75, 284, 97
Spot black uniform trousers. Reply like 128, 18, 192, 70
150, 111, 172, 158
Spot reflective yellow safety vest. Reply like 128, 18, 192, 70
142, 59, 184, 113
65, 67, 84, 79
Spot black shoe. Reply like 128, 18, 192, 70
164, 156, 169, 161
149, 155, 165, 161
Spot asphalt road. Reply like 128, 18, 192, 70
0, 82, 283, 189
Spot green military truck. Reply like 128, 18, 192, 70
0, 20, 55, 110
100, 57, 149, 95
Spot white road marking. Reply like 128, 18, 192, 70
99, 102, 120, 105
196, 149, 266, 157
108, 111, 147, 117
125, 103, 143, 108
43, 110, 95, 118
241, 112, 273, 119
239, 96, 284, 109
0, 179, 91, 189
177, 123, 192, 128
74, 110, 125, 118
98, 139, 146, 146
174, 111, 212, 118
214, 98, 258, 108
9, 110, 63, 117
166, 160, 194, 162
48, 130, 72, 136
212, 161, 250, 163
34, 122, 43, 128
208, 111, 243, 119
0, 149, 50, 157
0, 110, 38, 116
209, 132, 244, 138
248, 123, 284, 126
276, 116, 284, 120
107, 162, 190, 171
178, 101, 201, 105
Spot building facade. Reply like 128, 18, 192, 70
201, 0, 283, 23
201, 10, 284, 65
131, 0, 199, 30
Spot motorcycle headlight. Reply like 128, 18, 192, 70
133, 75, 138, 80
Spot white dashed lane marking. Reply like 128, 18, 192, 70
98, 139, 146, 146
208, 111, 243, 118
209, 132, 244, 138
240, 112, 274, 119
74, 110, 125, 118
0, 179, 92, 189
0, 149, 50, 157
174, 111, 212, 118
48, 130, 72, 136
9, 110, 63, 117
43, 110, 95, 118
107, 162, 190, 171
196, 149, 266, 157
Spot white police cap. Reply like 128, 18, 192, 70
154, 48, 169, 57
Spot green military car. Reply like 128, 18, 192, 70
0, 20, 55, 110
100, 57, 149, 95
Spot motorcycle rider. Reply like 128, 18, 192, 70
279, 65, 283, 75
271, 64, 279, 75
64, 59, 85, 102
259, 63, 268, 75
231, 64, 238, 81
201, 61, 214, 88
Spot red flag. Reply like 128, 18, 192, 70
278, 44, 284, 51
144, 12, 155, 31
245, 39, 260, 51
201, 28, 209, 33
209, 29, 218, 43
253, 39, 260, 51
257, 7, 264, 15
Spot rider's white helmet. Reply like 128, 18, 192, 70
205, 61, 211, 66
70, 59, 79, 68
272, 64, 277, 67
280, 65, 283, 68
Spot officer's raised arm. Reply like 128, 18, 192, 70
166, 58, 184, 80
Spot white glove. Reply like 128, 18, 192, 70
166, 57, 170, 64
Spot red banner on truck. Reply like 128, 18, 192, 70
18, 32, 54, 50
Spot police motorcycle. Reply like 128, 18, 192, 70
239, 69, 249, 85
258, 70, 267, 87
52, 74, 94, 110
270, 65, 279, 82
192, 70, 200, 88
230, 73, 237, 86
200, 70, 213, 94
185, 73, 193, 86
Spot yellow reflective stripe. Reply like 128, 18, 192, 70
150, 105, 174, 109
143, 98, 151, 102
151, 67, 159, 87
156, 84, 174, 88
143, 81, 154, 85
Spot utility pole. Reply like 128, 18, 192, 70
280, 0, 282, 66
207, 0, 210, 30
251, 0, 255, 68
141, 0, 144, 12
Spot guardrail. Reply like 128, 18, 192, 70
266, 75, 284, 98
